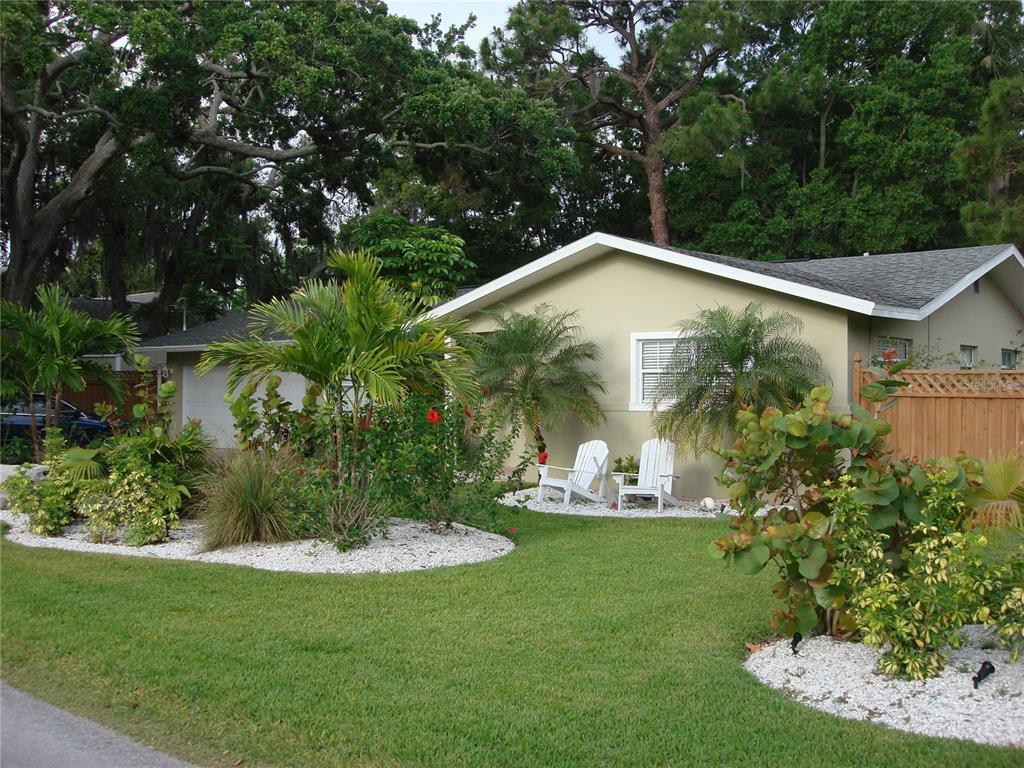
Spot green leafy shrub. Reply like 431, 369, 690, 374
0, 436, 33, 464
364, 393, 513, 529
836, 475, 994, 678
982, 550, 1024, 661
712, 385, 982, 639
76, 450, 191, 546
612, 455, 639, 474
2, 432, 76, 535
3, 467, 75, 535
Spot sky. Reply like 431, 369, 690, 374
386, 1, 623, 61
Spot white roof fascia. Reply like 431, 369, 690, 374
429, 231, 877, 318
870, 245, 1024, 321
136, 343, 214, 353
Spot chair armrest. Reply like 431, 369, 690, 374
538, 464, 574, 473
657, 473, 680, 479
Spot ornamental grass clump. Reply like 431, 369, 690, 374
198, 450, 309, 550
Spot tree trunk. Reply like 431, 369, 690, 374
101, 218, 131, 314
2, 232, 50, 305
818, 97, 834, 171
532, 425, 546, 454
644, 155, 670, 245
2, 130, 130, 305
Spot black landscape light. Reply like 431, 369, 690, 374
791, 632, 802, 655
972, 660, 995, 689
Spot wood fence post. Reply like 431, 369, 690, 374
852, 353, 862, 406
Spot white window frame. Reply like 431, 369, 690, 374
1001, 348, 1019, 370
875, 335, 912, 363
629, 331, 692, 411
959, 344, 978, 369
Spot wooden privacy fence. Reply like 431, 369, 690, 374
63, 371, 158, 418
852, 354, 1024, 461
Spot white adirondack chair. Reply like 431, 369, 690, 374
613, 438, 682, 514
536, 440, 610, 507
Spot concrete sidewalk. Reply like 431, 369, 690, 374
1, 682, 196, 768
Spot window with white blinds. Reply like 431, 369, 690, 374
639, 338, 677, 403
630, 332, 691, 410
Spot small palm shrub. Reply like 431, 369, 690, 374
966, 452, 1024, 529
654, 302, 829, 456
198, 450, 313, 550
475, 304, 606, 453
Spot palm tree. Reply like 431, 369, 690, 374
196, 250, 476, 484
475, 304, 606, 453
653, 302, 829, 456
1, 284, 139, 458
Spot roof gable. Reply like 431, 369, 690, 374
430, 233, 1022, 322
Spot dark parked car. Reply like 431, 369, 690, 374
0, 394, 112, 445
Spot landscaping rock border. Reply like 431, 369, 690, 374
0, 509, 514, 575
744, 626, 1023, 748
499, 488, 735, 518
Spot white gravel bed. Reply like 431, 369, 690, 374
0, 508, 513, 574
745, 626, 1024, 748
498, 488, 735, 518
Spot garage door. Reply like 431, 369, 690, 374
181, 365, 308, 448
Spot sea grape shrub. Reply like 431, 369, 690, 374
230, 378, 335, 461
711, 385, 982, 641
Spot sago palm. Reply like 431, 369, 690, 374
196, 250, 476, 481
653, 302, 829, 456
475, 304, 606, 453
1, 284, 139, 457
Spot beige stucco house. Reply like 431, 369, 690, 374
428, 233, 1023, 497
140, 232, 1023, 498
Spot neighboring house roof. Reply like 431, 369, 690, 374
430, 232, 1023, 322
138, 312, 287, 352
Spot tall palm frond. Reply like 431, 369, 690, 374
196, 250, 475, 419
654, 302, 829, 456
475, 304, 606, 451
1, 284, 139, 457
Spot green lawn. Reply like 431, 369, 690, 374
2, 511, 1020, 768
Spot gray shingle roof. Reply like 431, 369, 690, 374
142, 241, 1017, 349
630, 238, 1013, 309
139, 312, 286, 349
775, 245, 1011, 308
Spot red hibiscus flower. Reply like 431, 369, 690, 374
538, 451, 549, 465
507, 527, 518, 536
881, 347, 898, 362
482, 386, 490, 396
426, 408, 441, 424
